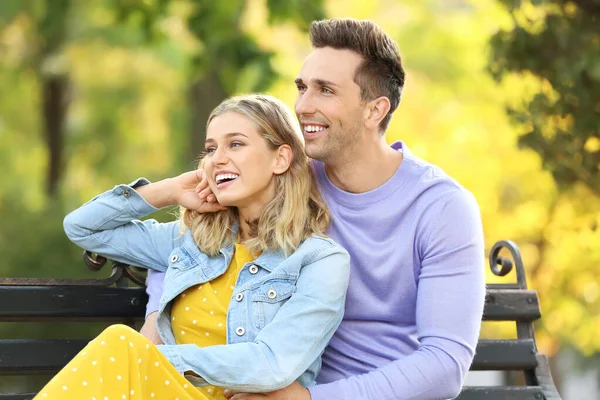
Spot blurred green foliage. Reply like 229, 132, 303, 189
0, 0, 323, 391
489, 0, 600, 194
0, 0, 599, 393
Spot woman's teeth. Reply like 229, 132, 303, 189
216, 174, 239, 184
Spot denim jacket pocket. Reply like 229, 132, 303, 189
251, 279, 296, 329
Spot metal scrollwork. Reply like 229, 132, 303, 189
488, 240, 527, 289
121, 264, 148, 287
84, 251, 147, 287
0, 252, 147, 287
84, 251, 108, 271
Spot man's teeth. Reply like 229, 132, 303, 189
304, 125, 327, 133
216, 174, 238, 184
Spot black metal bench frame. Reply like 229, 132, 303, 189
0, 240, 562, 399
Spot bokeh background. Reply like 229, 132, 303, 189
0, 0, 598, 397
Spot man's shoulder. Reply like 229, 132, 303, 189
392, 151, 464, 201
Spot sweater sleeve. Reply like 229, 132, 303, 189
145, 270, 166, 317
309, 189, 485, 400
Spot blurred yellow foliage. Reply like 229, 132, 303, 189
0, 0, 598, 359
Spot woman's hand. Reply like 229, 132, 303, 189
135, 170, 225, 212
173, 169, 226, 213
223, 382, 311, 400
139, 311, 164, 345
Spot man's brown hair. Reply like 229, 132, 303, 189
310, 18, 405, 133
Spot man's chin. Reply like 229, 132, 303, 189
304, 145, 327, 162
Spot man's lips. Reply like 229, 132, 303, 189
302, 123, 329, 138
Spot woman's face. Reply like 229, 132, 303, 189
203, 112, 284, 216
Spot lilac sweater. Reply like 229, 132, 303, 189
145, 141, 485, 399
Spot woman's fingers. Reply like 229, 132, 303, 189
198, 186, 213, 200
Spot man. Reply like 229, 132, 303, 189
143, 18, 485, 400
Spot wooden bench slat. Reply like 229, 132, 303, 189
457, 386, 545, 400
0, 339, 88, 375
483, 289, 541, 321
471, 339, 538, 370
0, 286, 147, 321
0, 339, 539, 374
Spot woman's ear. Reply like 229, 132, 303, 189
273, 144, 293, 175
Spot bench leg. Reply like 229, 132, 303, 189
535, 354, 563, 400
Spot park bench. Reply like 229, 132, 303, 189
0, 240, 562, 399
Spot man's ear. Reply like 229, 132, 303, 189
365, 96, 391, 130
273, 144, 293, 175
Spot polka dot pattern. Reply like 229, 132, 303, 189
170, 243, 255, 399
34, 244, 256, 400
32, 325, 210, 399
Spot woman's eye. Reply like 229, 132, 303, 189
204, 147, 216, 154
231, 142, 243, 148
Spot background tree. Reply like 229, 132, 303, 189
0, 0, 72, 199
488, 0, 600, 194
487, 0, 600, 390
111, 0, 325, 163
1, 0, 599, 395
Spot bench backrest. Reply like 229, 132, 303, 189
0, 242, 562, 399
458, 240, 562, 400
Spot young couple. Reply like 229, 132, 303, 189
37, 18, 485, 400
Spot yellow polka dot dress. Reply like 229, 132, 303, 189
34, 244, 255, 400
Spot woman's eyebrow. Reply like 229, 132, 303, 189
205, 132, 248, 144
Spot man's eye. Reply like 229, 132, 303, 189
321, 87, 332, 94
297, 85, 307, 92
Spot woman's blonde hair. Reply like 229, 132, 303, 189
179, 94, 330, 256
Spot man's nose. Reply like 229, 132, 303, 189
295, 91, 316, 116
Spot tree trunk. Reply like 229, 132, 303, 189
38, 0, 71, 199
187, 69, 228, 166
42, 74, 70, 199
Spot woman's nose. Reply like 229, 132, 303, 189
211, 146, 229, 165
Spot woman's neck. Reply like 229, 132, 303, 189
238, 218, 255, 241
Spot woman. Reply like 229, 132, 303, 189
36, 94, 350, 400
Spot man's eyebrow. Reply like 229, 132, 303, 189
204, 132, 248, 144
294, 77, 340, 88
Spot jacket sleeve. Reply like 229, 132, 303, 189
309, 190, 485, 400
157, 243, 351, 392
63, 178, 181, 273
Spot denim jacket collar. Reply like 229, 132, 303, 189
180, 221, 287, 276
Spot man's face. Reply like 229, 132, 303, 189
294, 47, 366, 163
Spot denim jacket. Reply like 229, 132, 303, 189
63, 179, 350, 392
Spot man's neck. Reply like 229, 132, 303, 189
324, 138, 403, 194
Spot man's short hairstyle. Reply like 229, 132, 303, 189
310, 19, 406, 133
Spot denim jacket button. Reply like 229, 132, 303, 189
170, 254, 178, 263
123, 189, 131, 198
249, 265, 259, 274
235, 293, 244, 302
267, 289, 277, 299
235, 327, 245, 336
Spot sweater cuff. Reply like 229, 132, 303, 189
308, 380, 344, 400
